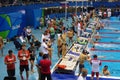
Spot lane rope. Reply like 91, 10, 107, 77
91, 49, 120, 52
100, 32, 120, 34
94, 42, 120, 44
100, 36, 118, 39
101, 60, 120, 62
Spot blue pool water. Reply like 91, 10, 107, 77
93, 44, 120, 50
90, 51, 120, 60
99, 38, 120, 42
100, 33, 120, 37
86, 20, 120, 77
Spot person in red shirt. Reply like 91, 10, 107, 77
40, 54, 52, 80
103, 11, 107, 19
4, 50, 16, 77
18, 44, 30, 80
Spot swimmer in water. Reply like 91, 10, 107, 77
90, 45, 95, 51
94, 32, 100, 42
102, 65, 110, 76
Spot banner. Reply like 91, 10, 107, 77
0, 10, 26, 39
33, 9, 43, 29
0, 14, 12, 39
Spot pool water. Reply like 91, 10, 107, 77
86, 20, 120, 77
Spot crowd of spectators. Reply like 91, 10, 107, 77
0, 0, 66, 7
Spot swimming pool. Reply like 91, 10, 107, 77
52, 17, 120, 80
86, 20, 120, 77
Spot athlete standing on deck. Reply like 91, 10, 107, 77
4, 50, 16, 77
18, 44, 30, 80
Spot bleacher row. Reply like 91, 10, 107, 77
0, 1, 120, 13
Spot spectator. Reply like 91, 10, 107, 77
40, 54, 52, 80
18, 44, 30, 80
77, 68, 88, 80
4, 50, 16, 77
90, 55, 101, 80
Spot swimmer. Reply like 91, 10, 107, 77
90, 45, 95, 51
94, 32, 100, 42
78, 50, 90, 75
67, 29, 74, 43
86, 51, 91, 61
102, 65, 110, 76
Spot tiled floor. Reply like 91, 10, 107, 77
0, 28, 59, 80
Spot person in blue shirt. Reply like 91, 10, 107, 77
36, 52, 43, 80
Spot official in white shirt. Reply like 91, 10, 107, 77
40, 38, 48, 55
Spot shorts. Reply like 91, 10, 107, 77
7, 69, 15, 77
69, 37, 73, 40
57, 46, 62, 53
29, 57, 35, 61
79, 64, 84, 69
20, 65, 29, 72
29, 54, 35, 61
91, 71, 99, 77
50, 34, 55, 39
41, 73, 52, 80
27, 35, 31, 41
